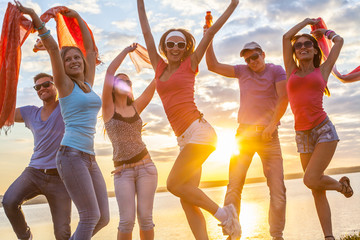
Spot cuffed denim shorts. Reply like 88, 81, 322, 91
177, 118, 217, 151
295, 116, 339, 153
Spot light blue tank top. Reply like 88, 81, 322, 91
59, 82, 101, 155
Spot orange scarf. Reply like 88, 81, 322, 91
0, 3, 32, 132
0, 4, 99, 131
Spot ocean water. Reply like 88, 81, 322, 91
0, 172, 359, 240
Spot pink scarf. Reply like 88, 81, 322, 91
312, 18, 360, 83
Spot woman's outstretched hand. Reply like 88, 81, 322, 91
125, 43, 138, 53
15, 0, 34, 15
61, 8, 80, 18
305, 18, 320, 26
311, 29, 326, 40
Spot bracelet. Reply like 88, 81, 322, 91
38, 30, 51, 39
33, 22, 45, 31
325, 30, 334, 38
331, 34, 339, 41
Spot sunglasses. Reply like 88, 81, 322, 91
245, 52, 260, 64
293, 41, 313, 50
165, 41, 186, 49
33, 81, 54, 91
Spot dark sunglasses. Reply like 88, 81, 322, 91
245, 52, 260, 64
33, 81, 54, 91
165, 41, 186, 49
293, 41, 313, 50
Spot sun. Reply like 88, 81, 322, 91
210, 128, 239, 164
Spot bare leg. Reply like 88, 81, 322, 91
312, 189, 332, 238
117, 231, 132, 240
302, 141, 342, 192
180, 169, 208, 240
300, 141, 340, 238
167, 144, 218, 214
167, 143, 218, 239
140, 229, 154, 240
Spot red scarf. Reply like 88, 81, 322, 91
312, 18, 360, 83
0, 4, 99, 131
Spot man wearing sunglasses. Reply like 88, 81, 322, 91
2, 73, 71, 240
206, 41, 287, 240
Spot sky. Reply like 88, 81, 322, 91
0, 0, 360, 194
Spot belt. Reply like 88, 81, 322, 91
112, 158, 153, 174
238, 124, 266, 132
38, 168, 59, 176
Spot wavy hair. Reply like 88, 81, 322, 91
291, 34, 330, 96
159, 28, 195, 61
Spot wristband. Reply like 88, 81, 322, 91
38, 30, 51, 39
34, 22, 45, 31
331, 34, 339, 42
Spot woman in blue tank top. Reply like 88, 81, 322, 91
16, 2, 109, 240
102, 44, 157, 240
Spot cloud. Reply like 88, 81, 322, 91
67, 0, 101, 14
112, 20, 138, 31
148, 146, 178, 162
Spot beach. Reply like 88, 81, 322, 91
0, 172, 359, 240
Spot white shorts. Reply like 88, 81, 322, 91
176, 118, 217, 151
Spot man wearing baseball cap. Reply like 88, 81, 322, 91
206, 40, 287, 240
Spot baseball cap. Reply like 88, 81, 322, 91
240, 42, 263, 57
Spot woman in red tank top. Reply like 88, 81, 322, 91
137, 0, 242, 239
283, 18, 353, 240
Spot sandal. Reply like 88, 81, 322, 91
339, 176, 353, 198
325, 236, 335, 240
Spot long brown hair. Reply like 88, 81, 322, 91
60, 46, 89, 91
291, 34, 330, 96
159, 28, 195, 61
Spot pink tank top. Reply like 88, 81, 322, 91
287, 68, 327, 131
155, 57, 201, 136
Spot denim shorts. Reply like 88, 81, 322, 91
295, 117, 339, 153
177, 118, 217, 151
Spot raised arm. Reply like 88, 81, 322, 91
191, 0, 239, 71
15, 1, 72, 98
102, 44, 137, 122
205, 40, 235, 78
137, 0, 161, 70
134, 79, 155, 114
282, 18, 319, 77
312, 29, 343, 81
61, 9, 97, 86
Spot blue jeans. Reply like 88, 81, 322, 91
2, 167, 71, 240
56, 146, 110, 240
114, 161, 158, 232
225, 126, 286, 238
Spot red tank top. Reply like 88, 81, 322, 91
155, 57, 201, 136
287, 68, 327, 131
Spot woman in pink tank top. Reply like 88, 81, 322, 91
283, 18, 353, 240
137, 0, 242, 239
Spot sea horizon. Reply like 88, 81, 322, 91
1, 165, 359, 208
1, 172, 359, 240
